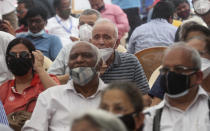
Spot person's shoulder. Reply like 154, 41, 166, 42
118, 52, 138, 61
143, 101, 165, 118
47, 16, 56, 23
40, 84, 68, 98
17, 33, 28, 38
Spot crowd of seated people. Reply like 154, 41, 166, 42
0, 0, 209, 131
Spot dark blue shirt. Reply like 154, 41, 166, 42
148, 75, 165, 99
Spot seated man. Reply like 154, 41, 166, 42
22, 41, 107, 130
48, 9, 101, 84
45, 0, 79, 46
88, 0, 130, 40
17, 7, 63, 61
91, 18, 150, 95
128, 1, 177, 54
144, 43, 210, 131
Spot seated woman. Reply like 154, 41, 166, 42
0, 38, 60, 115
99, 82, 144, 131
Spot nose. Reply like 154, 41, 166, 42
75, 55, 84, 63
97, 38, 106, 48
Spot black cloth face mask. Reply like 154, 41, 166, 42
7, 56, 33, 76
160, 71, 195, 98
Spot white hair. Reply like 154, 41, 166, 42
164, 42, 201, 70
92, 18, 119, 39
70, 41, 101, 66
72, 109, 127, 131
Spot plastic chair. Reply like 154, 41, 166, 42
135, 46, 167, 80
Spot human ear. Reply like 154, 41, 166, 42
114, 39, 121, 49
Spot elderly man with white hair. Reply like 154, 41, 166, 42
22, 41, 107, 131
144, 42, 210, 131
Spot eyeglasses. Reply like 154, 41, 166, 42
160, 66, 198, 75
8, 51, 31, 59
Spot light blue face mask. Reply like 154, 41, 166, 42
28, 30, 45, 37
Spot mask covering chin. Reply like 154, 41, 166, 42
7, 57, 33, 76
160, 71, 195, 98
59, 8, 71, 20
79, 24, 93, 41
99, 42, 116, 62
69, 67, 97, 86
28, 30, 45, 37
118, 112, 136, 131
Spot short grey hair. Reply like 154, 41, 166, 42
70, 41, 101, 66
164, 42, 201, 70
72, 109, 127, 131
80, 9, 101, 20
92, 18, 118, 39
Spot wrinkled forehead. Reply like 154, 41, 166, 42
70, 43, 96, 55
92, 22, 116, 37
163, 48, 193, 67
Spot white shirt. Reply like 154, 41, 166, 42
48, 43, 76, 75
22, 79, 107, 131
46, 15, 79, 46
0, 0, 16, 15
143, 87, 210, 131
0, 31, 14, 85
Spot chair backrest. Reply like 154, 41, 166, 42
135, 46, 167, 80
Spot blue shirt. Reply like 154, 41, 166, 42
0, 101, 8, 125
112, 0, 141, 9
128, 19, 177, 54
18, 32, 63, 61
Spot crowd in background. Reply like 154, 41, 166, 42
0, 0, 210, 131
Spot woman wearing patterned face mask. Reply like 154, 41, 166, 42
99, 82, 144, 131
0, 38, 60, 126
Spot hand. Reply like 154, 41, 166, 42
0, 20, 16, 36
70, 36, 79, 42
32, 50, 44, 72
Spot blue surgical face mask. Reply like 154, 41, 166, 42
28, 29, 45, 37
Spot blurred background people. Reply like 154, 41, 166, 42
18, 7, 63, 61
128, 1, 177, 54
46, 0, 79, 46
89, 0, 129, 40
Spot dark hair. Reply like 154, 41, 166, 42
173, 0, 189, 8
102, 81, 144, 113
182, 24, 210, 41
25, 7, 48, 21
6, 38, 36, 55
53, 0, 70, 9
18, 0, 34, 9
152, 1, 175, 20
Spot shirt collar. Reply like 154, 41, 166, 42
67, 78, 106, 99
55, 14, 71, 22
163, 86, 209, 111
27, 31, 48, 38
112, 51, 121, 65
151, 18, 169, 23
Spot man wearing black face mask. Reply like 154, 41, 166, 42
46, 0, 79, 46
144, 42, 210, 131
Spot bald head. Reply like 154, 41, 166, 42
69, 41, 101, 68
163, 42, 201, 70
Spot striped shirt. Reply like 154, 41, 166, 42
0, 101, 8, 125
101, 51, 150, 94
